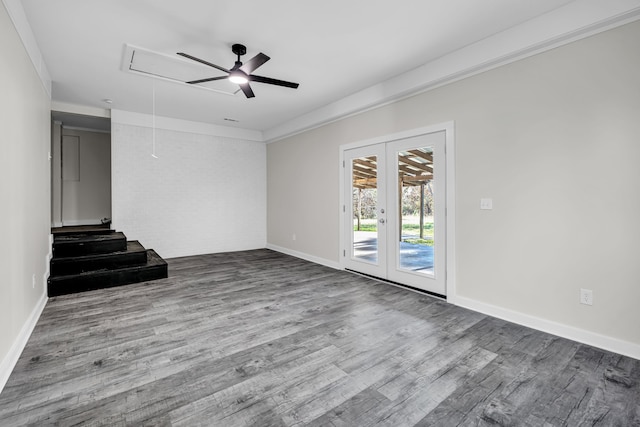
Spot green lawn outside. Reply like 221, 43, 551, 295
353, 216, 434, 245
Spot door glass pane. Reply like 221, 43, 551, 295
397, 147, 434, 274
352, 156, 378, 263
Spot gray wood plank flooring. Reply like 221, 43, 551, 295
0, 249, 638, 426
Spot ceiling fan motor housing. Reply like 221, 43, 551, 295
232, 44, 247, 57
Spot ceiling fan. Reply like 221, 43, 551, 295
177, 44, 299, 98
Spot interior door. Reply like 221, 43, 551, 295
343, 130, 446, 296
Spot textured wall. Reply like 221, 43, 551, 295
111, 123, 266, 259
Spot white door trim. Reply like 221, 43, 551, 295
339, 121, 456, 301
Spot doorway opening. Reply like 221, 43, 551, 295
51, 112, 111, 228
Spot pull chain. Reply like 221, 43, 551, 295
151, 82, 158, 158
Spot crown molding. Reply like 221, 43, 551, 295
51, 101, 111, 118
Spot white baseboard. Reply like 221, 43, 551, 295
452, 295, 640, 361
0, 292, 47, 394
51, 221, 62, 228
266, 244, 341, 270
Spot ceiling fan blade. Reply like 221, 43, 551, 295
177, 52, 230, 74
239, 83, 255, 98
186, 76, 228, 84
239, 53, 270, 74
249, 74, 299, 89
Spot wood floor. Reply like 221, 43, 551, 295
1, 249, 638, 426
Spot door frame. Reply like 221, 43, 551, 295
338, 121, 456, 300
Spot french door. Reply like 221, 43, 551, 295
343, 131, 446, 295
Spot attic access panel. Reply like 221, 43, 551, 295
121, 44, 240, 96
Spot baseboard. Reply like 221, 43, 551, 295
452, 295, 640, 361
266, 244, 341, 270
0, 291, 47, 394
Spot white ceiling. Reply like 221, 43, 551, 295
16, 0, 640, 139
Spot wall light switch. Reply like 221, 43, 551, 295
480, 198, 493, 210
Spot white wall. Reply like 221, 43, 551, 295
111, 112, 266, 259
60, 128, 111, 225
267, 20, 640, 356
0, 2, 50, 391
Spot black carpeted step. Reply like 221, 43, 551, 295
50, 241, 148, 276
53, 232, 127, 258
51, 225, 113, 237
47, 250, 168, 297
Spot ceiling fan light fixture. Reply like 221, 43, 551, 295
228, 70, 248, 85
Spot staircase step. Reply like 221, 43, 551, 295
50, 241, 148, 276
48, 250, 168, 297
53, 232, 127, 258
52, 224, 113, 236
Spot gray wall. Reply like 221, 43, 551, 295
0, 2, 51, 386
267, 21, 640, 349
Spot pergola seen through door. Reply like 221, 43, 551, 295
352, 148, 434, 244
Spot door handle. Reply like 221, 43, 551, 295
379, 218, 385, 224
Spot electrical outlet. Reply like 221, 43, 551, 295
580, 288, 593, 305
